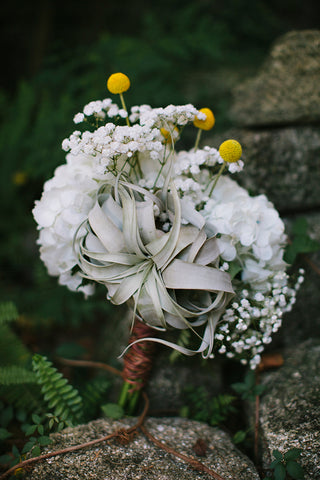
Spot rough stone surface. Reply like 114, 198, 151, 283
207, 126, 320, 212
24, 417, 260, 480
231, 30, 320, 127
146, 351, 223, 413
260, 339, 320, 479
278, 213, 320, 345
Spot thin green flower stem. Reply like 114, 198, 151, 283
152, 143, 172, 189
194, 128, 202, 151
208, 162, 227, 196
118, 380, 131, 409
119, 93, 130, 126
128, 389, 141, 414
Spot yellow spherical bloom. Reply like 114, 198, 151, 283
193, 108, 215, 131
107, 73, 130, 94
160, 126, 179, 144
219, 139, 242, 163
13, 171, 28, 186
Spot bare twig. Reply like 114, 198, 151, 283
0, 393, 149, 480
140, 425, 229, 480
56, 357, 124, 378
302, 253, 320, 276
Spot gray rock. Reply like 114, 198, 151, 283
24, 417, 260, 479
278, 213, 320, 346
231, 30, 320, 127
146, 351, 223, 413
259, 339, 320, 479
207, 125, 320, 212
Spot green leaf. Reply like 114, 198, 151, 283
22, 440, 36, 454
12, 445, 20, 458
286, 460, 305, 479
0, 366, 36, 385
57, 422, 65, 431
292, 218, 308, 235
32, 445, 41, 457
32, 413, 41, 425
101, 403, 124, 420
228, 261, 242, 279
274, 463, 286, 480
1, 405, 14, 427
284, 448, 302, 461
25, 425, 37, 436
0, 302, 19, 324
273, 450, 283, 461
0, 427, 12, 440
38, 436, 52, 446
0, 453, 14, 464
37, 425, 44, 435
233, 430, 246, 444
179, 406, 189, 418
270, 459, 281, 468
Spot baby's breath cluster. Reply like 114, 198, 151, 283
33, 72, 302, 366
215, 269, 304, 369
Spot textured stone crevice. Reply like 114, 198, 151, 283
24, 417, 260, 480
259, 340, 320, 480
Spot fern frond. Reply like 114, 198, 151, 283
0, 366, 37, 385
0, 384, 42, 412
0, 325, 31, 366
81, 376, 111, 420
0, 302, 19, 324
32, 354, 83, 425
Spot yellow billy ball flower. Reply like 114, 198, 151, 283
219, 139, 242, 163
107, 73, 130, 94
13, 171, 28, 186
160, 126, 179, 144
193, 108, 215, 131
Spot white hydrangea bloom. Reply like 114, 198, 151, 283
200, 176, 287, 291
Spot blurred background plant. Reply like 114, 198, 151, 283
0, 0, 319, 469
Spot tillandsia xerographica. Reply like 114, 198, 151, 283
33, 73, 304, 369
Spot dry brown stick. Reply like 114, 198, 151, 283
302, 253, 320, 276
140, 425, 229, 480
56, 357, 124, 378
0, 393, 149, 480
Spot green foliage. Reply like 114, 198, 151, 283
0, 301, 43, 414
231, 370, 267, 401
81, 376, 111, 421
169, 330, 191, 363
264, 448, 305, 480
101, 403, 124, 420
0, 366, 36, 385
32, 354, 83, 426
181, 385, 236, 426
0, 302, 19, 324
284, 218, 320, 265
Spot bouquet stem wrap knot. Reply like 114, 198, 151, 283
122, 319, 157, 392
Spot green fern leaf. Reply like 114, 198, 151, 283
81, 376, 111, 420
0, 325, 31, 366
0, 384, 42, 412
0, 366, 37, 385
0, 302, 19, 324
32, 354, 83, 425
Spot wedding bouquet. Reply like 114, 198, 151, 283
33, 73, 303, 376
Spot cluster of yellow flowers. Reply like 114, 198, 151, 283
107, 72, 242, 164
